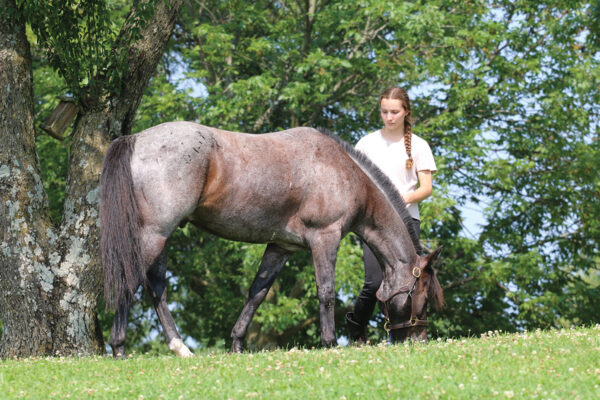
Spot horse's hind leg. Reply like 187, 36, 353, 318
147, 248, 193, 357
109, 298, 131, 358
231, 244, 290, 353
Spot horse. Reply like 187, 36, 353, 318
99, 121, 444, 357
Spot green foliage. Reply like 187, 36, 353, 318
132, 64, 199, 131
1, 327, 598, 398
17, 0, 156, 100
461, 1, 600, 329
178, 0, 464, 137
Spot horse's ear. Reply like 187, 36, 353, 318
423, 246, 443, 271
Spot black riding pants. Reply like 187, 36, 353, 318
352, 218, 421, 327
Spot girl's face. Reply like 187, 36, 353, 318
380, 98, 408, 130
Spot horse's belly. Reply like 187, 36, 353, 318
189, 207, 307, 249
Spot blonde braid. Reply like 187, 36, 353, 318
404, 118, 413, 169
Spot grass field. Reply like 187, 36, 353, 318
1, 326, 598, 399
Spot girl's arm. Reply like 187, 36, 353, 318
403, 170, 433, 204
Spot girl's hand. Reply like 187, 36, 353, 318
403, 170, 433, 204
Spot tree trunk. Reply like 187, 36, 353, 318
0, 0, 56, 357
0, 0, 183, 358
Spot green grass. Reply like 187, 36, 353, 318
1, 326, 599, 399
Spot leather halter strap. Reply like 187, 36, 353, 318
377, 265, 428, 333
384, 317, 428, 332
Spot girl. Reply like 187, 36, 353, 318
346, 86, 437, 343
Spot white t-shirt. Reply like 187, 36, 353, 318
355, 130, 436, 220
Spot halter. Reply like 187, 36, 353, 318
376, 264, 428, 334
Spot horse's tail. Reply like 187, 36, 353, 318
100, 135, 145, 310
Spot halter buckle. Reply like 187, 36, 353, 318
410, 317, 418, 326
384, 320, 391, 334
412, 267, 421, 278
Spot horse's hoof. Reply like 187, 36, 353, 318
168, 338, 193, 357
177, 346, 194, 358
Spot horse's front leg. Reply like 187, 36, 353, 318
109, 298, 131, 358
309, 230, 341, 347
147, 249, 193, 357
230, 244, 290, 353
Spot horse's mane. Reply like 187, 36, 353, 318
317, 128, 423, 254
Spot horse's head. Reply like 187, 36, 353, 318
376, 246, 444, 343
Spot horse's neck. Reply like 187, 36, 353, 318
357, 190, 416, 270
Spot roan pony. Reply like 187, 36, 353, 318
99, 121, 444, 357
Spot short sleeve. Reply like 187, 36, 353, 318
414, 137, 437, 173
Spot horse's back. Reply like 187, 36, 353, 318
130, 121, 369, 246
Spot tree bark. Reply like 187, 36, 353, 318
0, 0, 183, 358
0, 0, 56, 357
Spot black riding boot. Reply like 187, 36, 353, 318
345, 312, 367, 344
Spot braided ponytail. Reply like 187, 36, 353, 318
380, 86, 413, 169
404, 120, 413, 169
